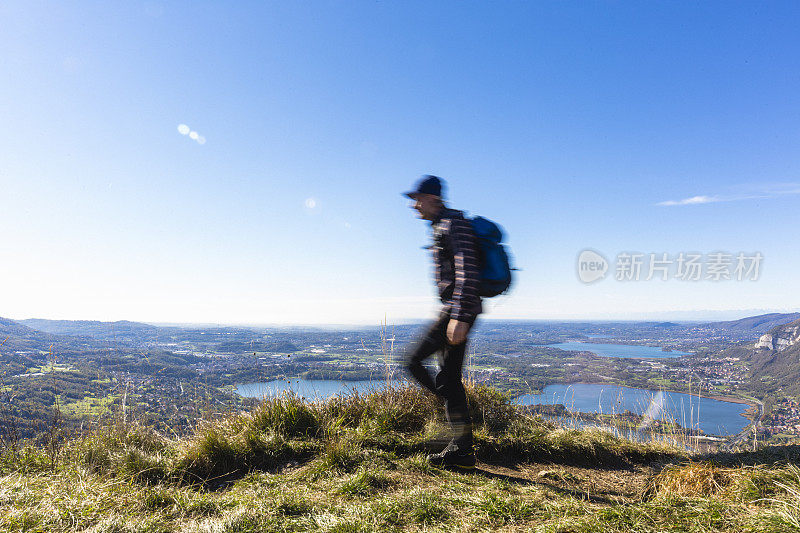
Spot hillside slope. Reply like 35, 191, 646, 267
20, 318, 160, 344
0, 316, 97, 352
704, 312, 800, 337
750, 343, 800, 396
2, 385, 799, 532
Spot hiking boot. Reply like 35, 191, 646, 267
428, 446, 476, 471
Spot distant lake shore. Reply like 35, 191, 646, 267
236, 378, 753, 436
514, 382, 751, 436
235, 377, 756, 409
533, 341, 689, 359
542, 381, 756, 409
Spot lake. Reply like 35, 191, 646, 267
538, 341, 688, 359
515, 383, 749, 436
236, 379, 749, 436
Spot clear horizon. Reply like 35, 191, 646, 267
9, 307, 800, 328
2, 2, 799, 325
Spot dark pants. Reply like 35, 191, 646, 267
404, 311, 474, 451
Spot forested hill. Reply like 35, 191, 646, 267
5, 316, 305, 355
704, 313, 800, 337
20, 318, 161, 344
0, 317, 100, 352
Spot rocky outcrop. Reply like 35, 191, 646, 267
754, 319, 800, 351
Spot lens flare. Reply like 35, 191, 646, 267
638, 391, 666, 430
177, 124, 206, 144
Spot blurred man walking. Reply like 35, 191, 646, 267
403, 175, 481, 470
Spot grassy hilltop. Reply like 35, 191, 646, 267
2, 385, 800, 532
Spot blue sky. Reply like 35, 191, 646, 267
1, 1, 799, 325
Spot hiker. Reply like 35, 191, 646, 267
403, 175, 482, 470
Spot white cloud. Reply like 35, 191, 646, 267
658, 195, 720, 206
658, 183, 800, 206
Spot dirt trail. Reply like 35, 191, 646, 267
476, 461, 655, 504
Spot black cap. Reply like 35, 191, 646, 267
403, 175, 444, 199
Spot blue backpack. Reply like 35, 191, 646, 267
470, 216, 513, 297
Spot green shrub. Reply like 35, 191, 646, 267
74, 426, 171, 483
319, 385, 439, 435
248, 392, 319, 438
466, 384, 518, 431
0, 444, 53, 474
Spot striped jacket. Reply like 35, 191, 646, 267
430, 207, 482, 324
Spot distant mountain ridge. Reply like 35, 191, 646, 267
705, 313, 800, 335
11, 317, 292, 353
20, 318, 159, 341
0, 317, 100, 352
0, 317, 40, 338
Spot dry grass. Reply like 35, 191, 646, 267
2, 385, 800, 532
651, 461, 732, 497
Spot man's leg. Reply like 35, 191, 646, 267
435, 332, 474, 452
404, 314, 449, 396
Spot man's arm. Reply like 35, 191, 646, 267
447, 217, 481, 334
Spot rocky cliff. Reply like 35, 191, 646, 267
754, 319, 800, 351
